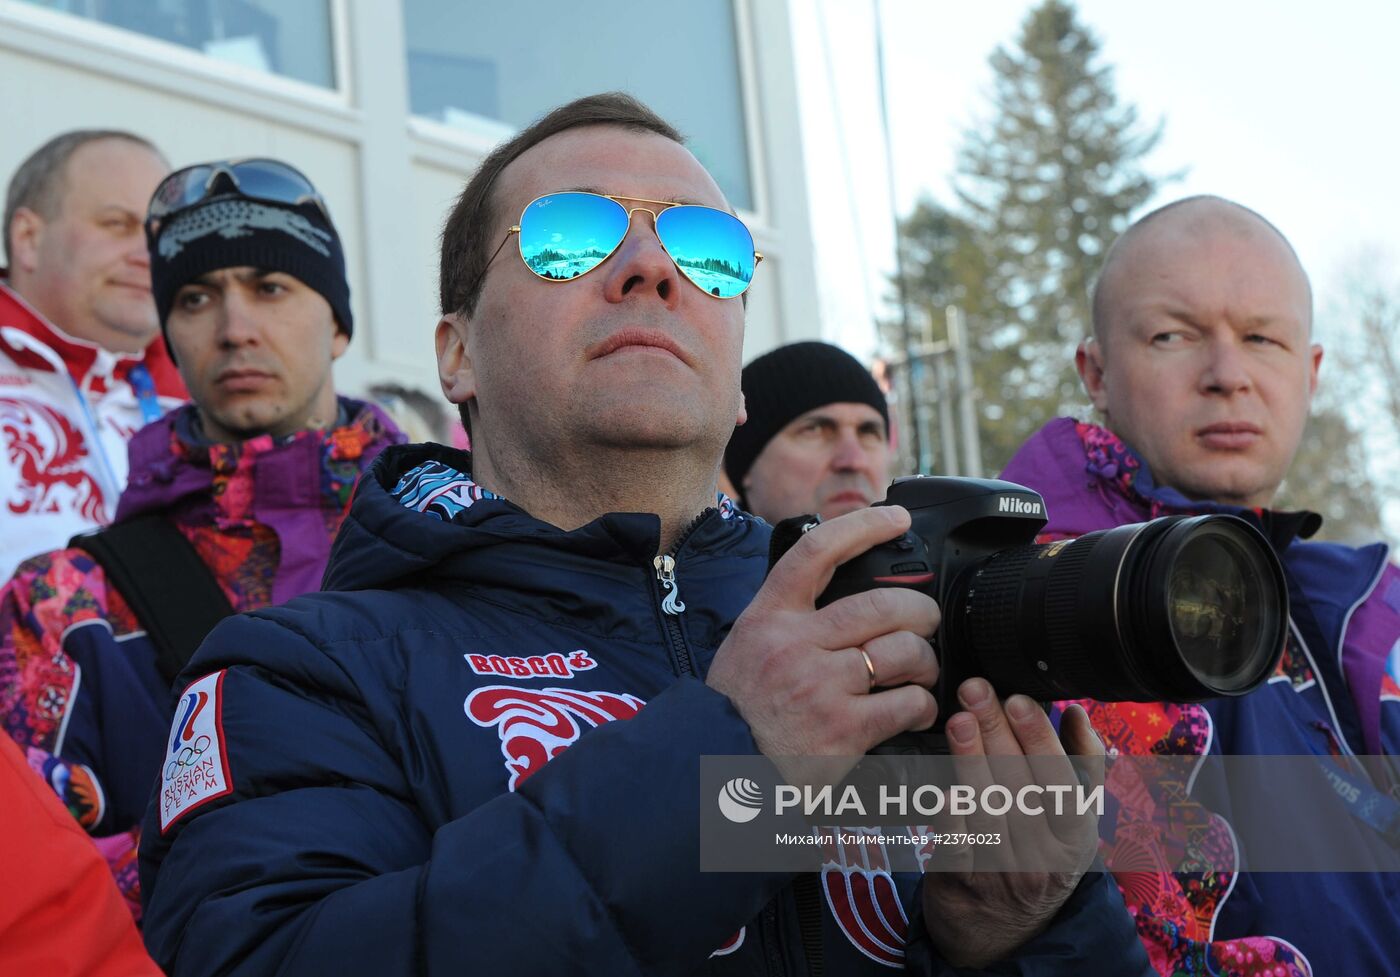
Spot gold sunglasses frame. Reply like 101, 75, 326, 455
482, 191, 763, 300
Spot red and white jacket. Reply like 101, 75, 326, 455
0, 279, 185, 580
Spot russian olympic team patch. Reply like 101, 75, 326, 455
159, 670, 233, 833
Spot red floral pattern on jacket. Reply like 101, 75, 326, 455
0, 400, 400, 920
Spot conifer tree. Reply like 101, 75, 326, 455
895, 0, 1167, 471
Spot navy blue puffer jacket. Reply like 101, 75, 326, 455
139, 442, 1148, 976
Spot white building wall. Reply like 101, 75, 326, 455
0, 0, 820, 401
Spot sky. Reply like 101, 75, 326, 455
790, 0, 1400, 530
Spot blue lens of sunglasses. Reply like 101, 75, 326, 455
655, 205, 756, 299
518, 192, 630, 281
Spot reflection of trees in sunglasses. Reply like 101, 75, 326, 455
527, 246, 611, 264
524, 244, 613, 280
671, 257, 751, 298
674, 255, 749, 280
525, 245, 750, 293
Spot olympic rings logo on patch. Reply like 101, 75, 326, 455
164, 734, 211, 780
160, 671, 233, 834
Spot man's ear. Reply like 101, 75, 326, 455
1076, 337, 1110, 413
1307, 342, 1323, 399
735, 390, 747, 427
435, 312, 476, 406
330, 327, 350, 361
8, 207, 45, 276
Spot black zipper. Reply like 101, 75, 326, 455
650, 508, 716, 677
659, 507, 798, 974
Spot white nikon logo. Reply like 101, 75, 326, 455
998, 496, 1043, 516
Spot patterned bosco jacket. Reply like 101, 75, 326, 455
137, 441, 1149, 977
1001, 417, 1400, 977
0, 279, 187, 581
0, 398, 401, 919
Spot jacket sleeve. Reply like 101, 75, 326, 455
903, 871, 1153, 976
0, 737, 160, 977
0, 552, 79, 758
1041, 700, 1313, 977
139, 610, 791, 977
0, 552, 147, 917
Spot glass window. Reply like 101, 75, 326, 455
18, 0, 335, 89
403, 0, 754, 212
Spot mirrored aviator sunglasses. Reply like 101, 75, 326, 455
513, 191, 761, 299
146, 158, 328, 235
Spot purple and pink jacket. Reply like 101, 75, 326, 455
0, 398, 402, 920
1002, 417, 1400, 977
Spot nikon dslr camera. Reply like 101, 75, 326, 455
772, 476, 1289, 755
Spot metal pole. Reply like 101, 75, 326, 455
873, 0, 923, 471
929, 351, 952, 473
947, 306, 982, 476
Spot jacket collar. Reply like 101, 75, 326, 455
1005, 417, 1321, 550
117, 397, 399, 519
0, 277, 185, 396
386, 453, 742, 530
115, 397, 403, 607
322, 441, 757, 595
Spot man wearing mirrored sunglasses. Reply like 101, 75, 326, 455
141, 94, 1147, 977
1, 131, 188, 581
0, 156, 403, 925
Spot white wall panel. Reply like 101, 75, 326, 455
0, 0, 821, 411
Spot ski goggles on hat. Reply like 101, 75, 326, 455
490, 191, 762, 299
145, 157, 329, 237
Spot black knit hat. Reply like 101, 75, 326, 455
724, 341, 889, 491
148, 195, 352, 341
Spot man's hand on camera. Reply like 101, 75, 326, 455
920, 681, 1103, 968
706, 506, 940, 776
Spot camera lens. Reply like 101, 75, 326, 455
1168, 530, 1270, 692
1133, 516, 1287, 698
950, 514, 1288, 703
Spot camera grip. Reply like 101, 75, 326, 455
765, 514, 937, 606
765, 514, 949, 754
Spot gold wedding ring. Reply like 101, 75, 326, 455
859, 646, 877, 691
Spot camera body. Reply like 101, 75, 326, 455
818, 476, 1051, 753
781, 474, 1289, 756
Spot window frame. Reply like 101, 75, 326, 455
0, 0, 352, 110
399, 0, 769, 228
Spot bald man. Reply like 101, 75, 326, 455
1000, 195, 1400, 976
